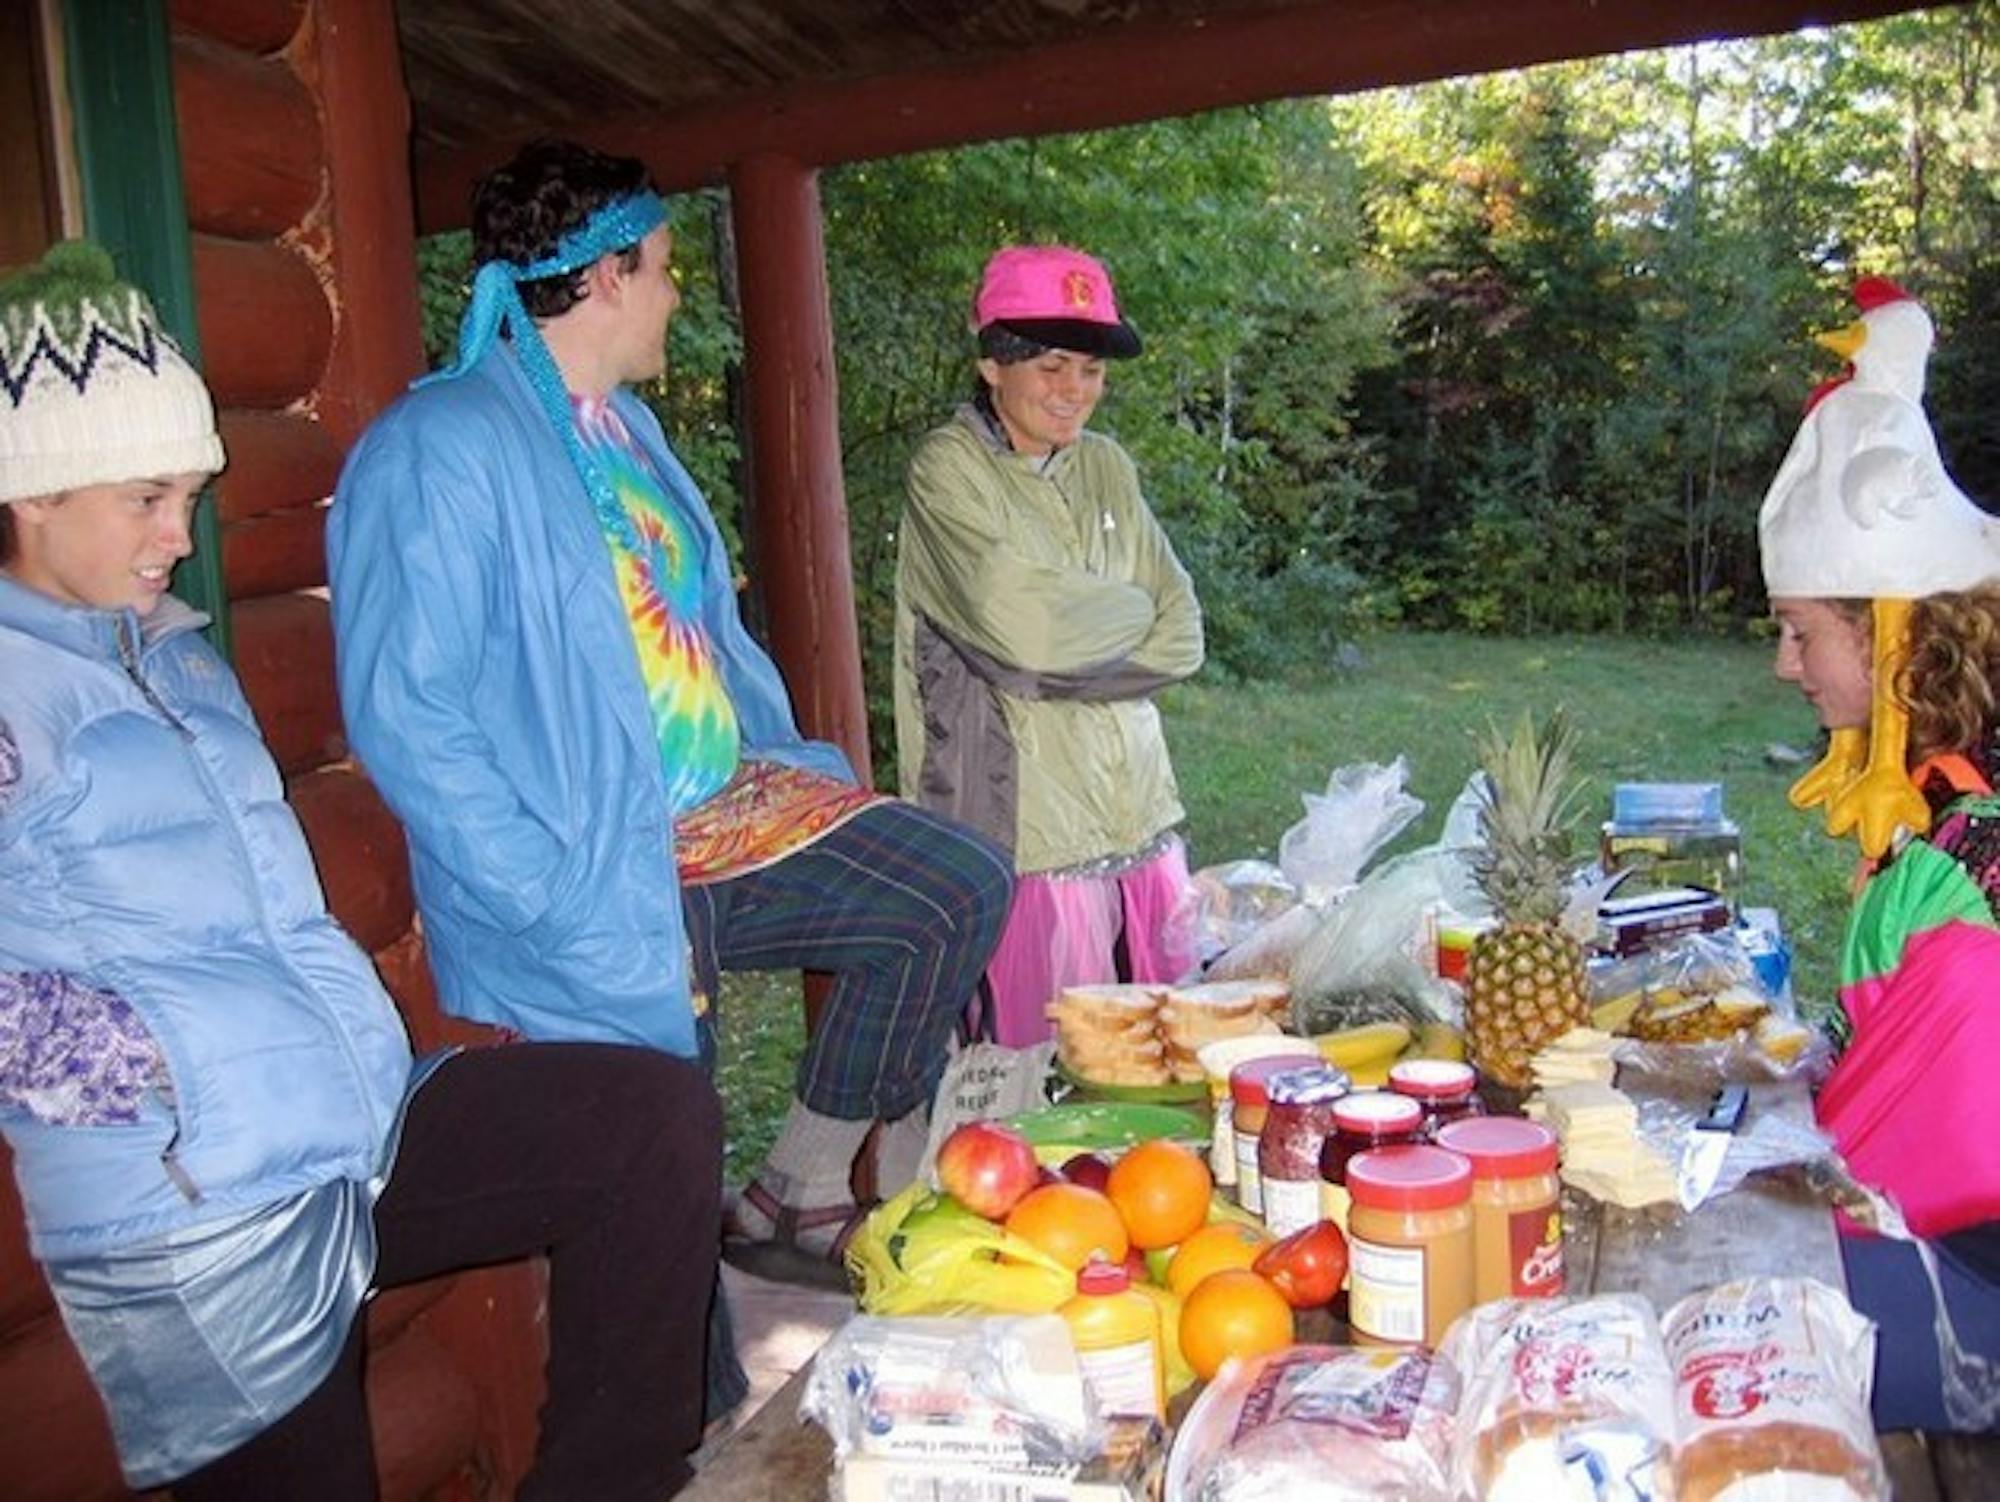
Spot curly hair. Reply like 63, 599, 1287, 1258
1899, 583, 2000, 763
471, 139, 656, 319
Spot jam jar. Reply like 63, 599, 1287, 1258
1388, 1059, 1483, 1139
1318, 1090, 1426, 1235
1229, 1055, 1312, 1216
1255, 1064, 1349, 1237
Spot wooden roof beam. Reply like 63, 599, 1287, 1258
414, 0, 1925, 231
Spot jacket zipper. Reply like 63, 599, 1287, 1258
116, 617, 389, 1195
119, 620, 204, 1199
117, 619, 192, 739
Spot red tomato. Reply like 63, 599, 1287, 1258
1252, 1220, 1349, 1309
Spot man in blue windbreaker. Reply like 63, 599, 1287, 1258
329, 140, 1011, 1298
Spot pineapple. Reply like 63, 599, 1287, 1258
1463, 709, 1591, 1088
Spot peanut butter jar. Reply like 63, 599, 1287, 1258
1435, 1115, 1565, 1305
1346, 1145, 1474, 1348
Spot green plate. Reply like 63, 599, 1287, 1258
1007, 1099, 1206, 1151
1053, 1059, 1210, 1106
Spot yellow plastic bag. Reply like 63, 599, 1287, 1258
845, 1184, 1078, 1316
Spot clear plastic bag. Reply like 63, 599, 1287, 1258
1441, 1294, 1679, 1502
1184, 860, 1299, 970
1606, 929, 1829, 1082
1164, 1344, 1458, 1502
1661, 1278, 1886, 1501
801, 1313, 1105, 1469
1278, 758, 1426, 906
1289, 845, 1484, 1032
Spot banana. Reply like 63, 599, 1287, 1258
1313, 1021, 1413, 1072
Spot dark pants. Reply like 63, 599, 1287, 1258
1840, 1226, 2000, 1433
683, 801, 1013, 1121
173, 1043, 723, 1501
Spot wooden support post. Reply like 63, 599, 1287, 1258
726, 152, 872, 785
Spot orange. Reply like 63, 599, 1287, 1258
1166, 1222, 1271, 1299
1003, 1183, 1130, 1270
1105, 1138, 1213, 1250
1178, 1269, 1294, 1381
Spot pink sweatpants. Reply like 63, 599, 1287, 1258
981, 838, 1198, 1046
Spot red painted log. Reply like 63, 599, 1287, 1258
0, 1165, 50, 1339
191, 234, 333, 410
415, 0, 1924, 223
231, 592, 345, 774
416, 1261, 551, 1495
222, 505, 328, 599
173, 33, 322, 238
367, 1276, 454, 1349
289, 765, 413, 953
170, 0, 307, 55
214, 408, 345, 523
0, 1315, 127, 1501
364, 1325, 484, 1502
728, 153, 872, 784
295, 0, 426, 445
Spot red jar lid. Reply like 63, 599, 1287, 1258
1388, 1059, 1478, 1101
1230, 1054, 1306, 1108
1347, 1145, 1473, 1211
1332, 1091, 1424, 1135
1076, 1259, 1132, 1295
1435, 1116, 1560, 1177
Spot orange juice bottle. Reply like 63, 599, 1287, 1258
1058, 1260, 1165, 1420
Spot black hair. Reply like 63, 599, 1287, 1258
0, 505, 14, 566
977, 324, 1050, 367
471, 139, 657, 319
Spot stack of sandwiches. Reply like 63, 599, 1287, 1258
1047, 980, 1287, 1087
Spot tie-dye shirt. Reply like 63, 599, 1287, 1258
574, 395, 741, 812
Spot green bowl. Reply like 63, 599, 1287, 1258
1006, 1099, 1206, 1151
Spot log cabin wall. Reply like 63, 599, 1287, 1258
0, 2, 546, 1496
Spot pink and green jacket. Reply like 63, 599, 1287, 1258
1818, 777, 2000, 1240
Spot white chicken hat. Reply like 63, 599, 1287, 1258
1759, 276, 2000, 598
1759, 278, 2000, 859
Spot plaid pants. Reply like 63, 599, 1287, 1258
683, 800, 1012, 1120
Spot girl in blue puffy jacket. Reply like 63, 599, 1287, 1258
0, 244, 725, 1499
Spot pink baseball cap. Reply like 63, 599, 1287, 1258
971, 245, 1142, 359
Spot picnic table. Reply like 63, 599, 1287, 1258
681, 1080, 1993, 1499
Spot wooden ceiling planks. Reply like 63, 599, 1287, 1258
401, 0, 1938, 228
398, 0, 1278, 149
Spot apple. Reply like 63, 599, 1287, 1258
1253, 1220, 1350, 1309
935, 1121, 1041, 1220
1123, 1247, 1149, 1284
1060, 1152, 1113, 1193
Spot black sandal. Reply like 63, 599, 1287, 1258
721, 1180, 869, 1293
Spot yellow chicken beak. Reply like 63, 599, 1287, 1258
1814, 321, 1867, 361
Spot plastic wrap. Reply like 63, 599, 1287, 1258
1441, 1294, 1678, 1502
1289, 845, 1482, 1033
1185, 861, 1299, 967
1660, 1279, 1886, 1502
1164, 1344, 1458, 1502
801, 1313, 1105, 1468
1277, 759, 1426, 906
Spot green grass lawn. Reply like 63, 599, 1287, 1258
716, 630, 1856, 1182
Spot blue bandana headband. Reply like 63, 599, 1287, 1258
417, 190, 669, 550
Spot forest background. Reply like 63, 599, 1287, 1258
419, 4, 1996, 770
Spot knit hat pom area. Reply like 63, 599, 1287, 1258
0, 239, 225, 505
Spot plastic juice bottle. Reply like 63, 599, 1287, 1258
1059, 1260, 1166, 1420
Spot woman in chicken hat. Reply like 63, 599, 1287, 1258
893, 246, 1205, 1043
1759, 276, 1999, 1431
